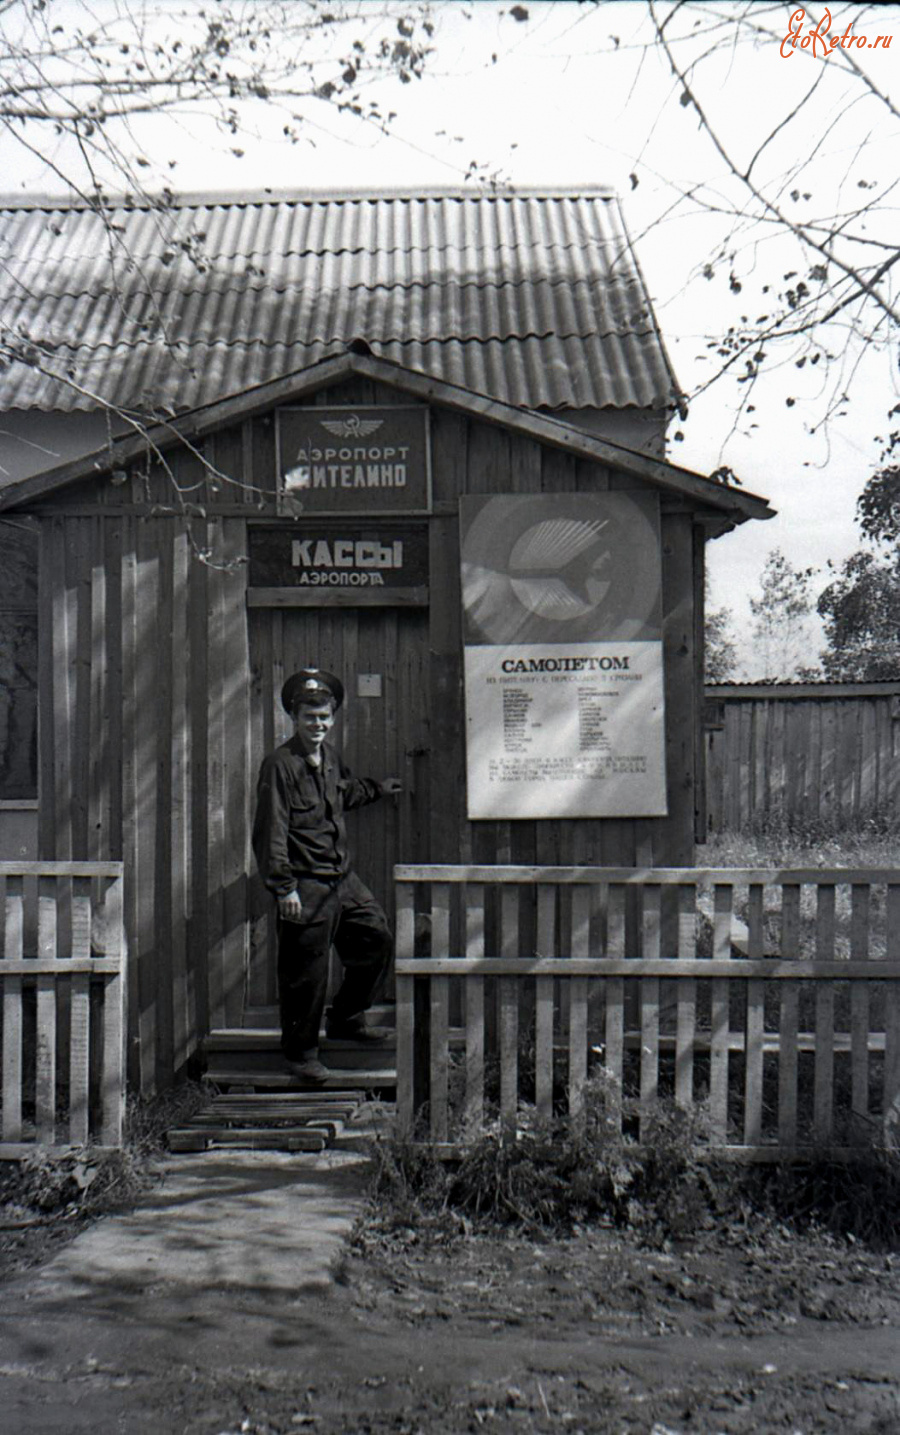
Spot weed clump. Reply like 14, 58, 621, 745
0, 1146, 145, 1220
745, 1146, 900, 1249
369, 1074, 900, 1250
0, 1079, 209, 1229
369, 1075, 717, 1241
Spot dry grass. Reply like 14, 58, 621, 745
702, 827, 900, 874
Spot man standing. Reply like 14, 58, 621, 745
252, 668, 402, 1086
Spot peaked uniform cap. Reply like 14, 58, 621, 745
281, 668, 345, 714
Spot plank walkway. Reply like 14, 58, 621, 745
166, 1090, 375, 1153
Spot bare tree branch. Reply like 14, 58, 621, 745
0, 0, 442, 532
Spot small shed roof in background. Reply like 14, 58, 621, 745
706, 681, 900, 700
0, 187, 681, 416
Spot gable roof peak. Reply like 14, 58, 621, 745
0, 348, 773, 530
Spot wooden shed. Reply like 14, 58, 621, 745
0, 185, 688, 861
0, 349, 773, 1089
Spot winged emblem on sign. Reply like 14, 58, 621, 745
320, 415, 384, 438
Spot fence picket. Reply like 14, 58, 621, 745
36, 878, 58, 1143
464, 885, 485, 1138
640, 885, 661, 1115
429, 884, 451, 1142
814, 886, 836, 1143
500, 887, 519, 1126
394, 881, 415, 1132
100, 870, 125, 1146
675, 886, 696, 1108
535, 885, 555, 1122
69, 879, 92, 1144
713, 883, 733, 959
850, 884, 870, 1141
430, 975, 449, 1143
778, 884, 801, 1146
604, 884, 626, 1125
744, 884, 765, 1144
709, 884, 732, 1142
569, 887, 590, 1119
710, 978, 730, 1142
2, 878, 24, 1142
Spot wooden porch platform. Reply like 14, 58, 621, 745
201, 1003, 397, 1094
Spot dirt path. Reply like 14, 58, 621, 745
1, 1207, 898, 1434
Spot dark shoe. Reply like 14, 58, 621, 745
285, 1056, 331, 1086
325, 1014, 389, 1044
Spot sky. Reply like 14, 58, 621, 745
2, 0, 899, 674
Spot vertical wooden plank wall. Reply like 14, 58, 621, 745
428, 408, 468, 866
31, 381, 707, 1089
659, 509, 698, 867
705, 689, 900, 834
37, 496, 253, 1090
424, 416, 701, 878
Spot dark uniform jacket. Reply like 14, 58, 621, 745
252, 737, 382, 897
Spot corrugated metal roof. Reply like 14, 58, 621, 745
0, 189, 680, 415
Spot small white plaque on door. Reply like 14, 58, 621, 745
357, 673, 382, 698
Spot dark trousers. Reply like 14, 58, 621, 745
276, 871, 393, 1060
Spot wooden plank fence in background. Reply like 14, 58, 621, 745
0, 862, 126, 1155
704, 683, 900, 834
395, 865, 900, 1159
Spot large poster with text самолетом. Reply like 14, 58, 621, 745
460, 493, 668, 820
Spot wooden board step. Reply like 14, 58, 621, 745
181, 1109, 358, 1130
166, 1090, 369, 1153
202, 1028, 397, 1076
206, 1090, 366, 1104
241, 1003, 397, 1031
206, 1028, 395, 1048
167, 1127, 331, 1153
203, 1066, 396, 1093
191, 1103, 360, 1122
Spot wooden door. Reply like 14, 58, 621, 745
246, 604, 430, 1015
